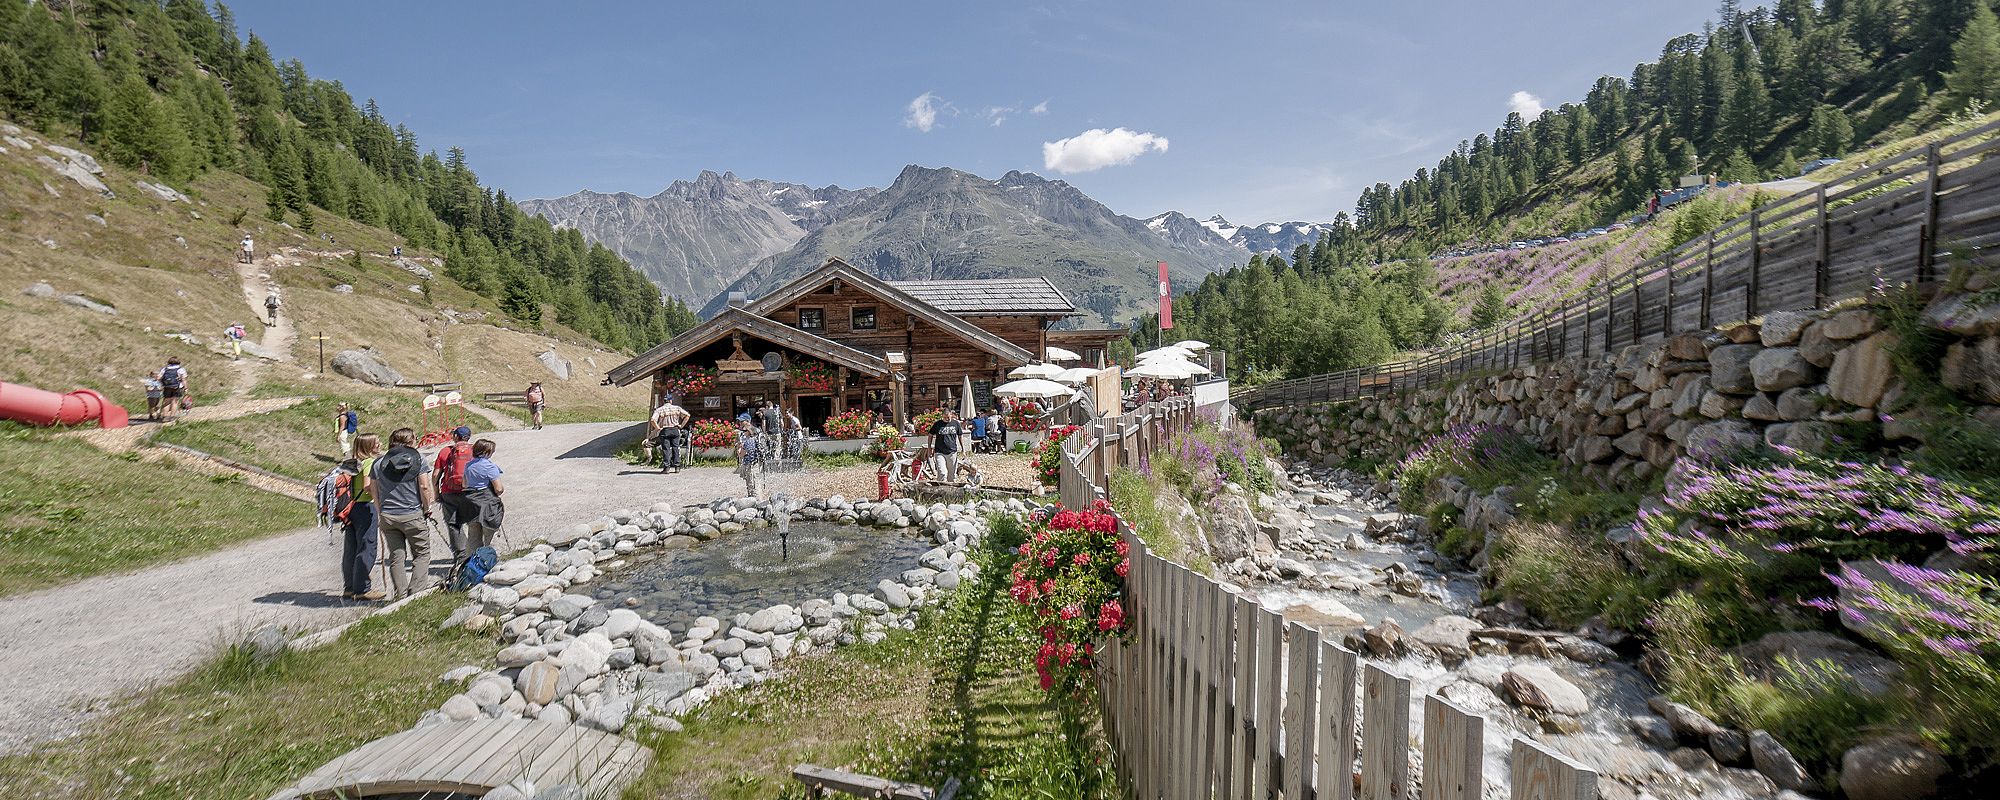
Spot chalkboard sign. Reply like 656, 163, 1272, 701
970, 379, 995, 415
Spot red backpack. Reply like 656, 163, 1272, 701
437, 442, 474, 494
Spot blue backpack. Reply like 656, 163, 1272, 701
453, 546, 498, 591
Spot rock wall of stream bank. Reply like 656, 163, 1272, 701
1254, 278, 2000, 487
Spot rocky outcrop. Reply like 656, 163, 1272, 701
330, 348, 403, 387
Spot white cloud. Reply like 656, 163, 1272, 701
904, 92, 942, 132
1041, 128, 1170, 174
1029, 100, 1049, 115
985, 105, 1015, 126
1508, 90, 1545, 118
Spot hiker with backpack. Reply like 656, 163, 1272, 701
335, 403, 359, 458
324, 433, 385, 601
159, 358, 190, 416
223, 323, 247, 360
460, 438, 506, 557
372, 427, 439, 598
264, 290, 281, 327
143, 370, 164, 422
433, 426, 476, 565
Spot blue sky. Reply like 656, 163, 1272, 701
229, 1, 1722, 224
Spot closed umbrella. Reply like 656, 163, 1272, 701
1009, 362, 1064, 379
1045, 346, 1082, 362
960, 375, 976, 418
993, 378, 1073, 399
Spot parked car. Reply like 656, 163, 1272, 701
1801, 157, 1841, 176
1552, 237, 1571, 244
1510, 241, 1528, 250
1608, 222, 1628, 231
1589, 227, 1609, 236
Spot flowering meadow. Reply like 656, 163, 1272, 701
1009, 501, 1131, 695
1149, 416, 1276, 503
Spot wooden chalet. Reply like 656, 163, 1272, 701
605, 258, 1125, 432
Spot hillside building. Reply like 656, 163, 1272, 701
604, 258, 1124, 431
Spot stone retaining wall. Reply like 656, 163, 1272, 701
1255, 276, 2000, 485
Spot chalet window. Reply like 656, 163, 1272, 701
852, 306, 878, 330
797, 308, 824, 331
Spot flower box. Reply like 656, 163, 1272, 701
805, 438, 871, 454
1007, 430, 1045, 449
694, 446, 734, 460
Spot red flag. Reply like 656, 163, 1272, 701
1157, 261, 1173, 330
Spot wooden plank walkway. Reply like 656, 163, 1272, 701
264, 719, 651, 800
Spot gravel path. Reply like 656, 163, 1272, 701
0, 420, 740, 754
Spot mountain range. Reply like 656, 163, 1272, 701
521, 167, 1329, 323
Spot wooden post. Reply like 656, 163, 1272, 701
1282, 622, 1319, 800
1814, 185, 1831, 306
1317, 643, 1359, 800
1920, 141, 1942, 284
1664, 254, 1676, 336
1421, 696, 1484, 800
1256, 607, 1284, 796
1629, 265, 1641, 345
1747, 208, 1763, 316
1231, 594, 1259, 800
1701, 233, 1715, 330
1361, 664, 1411, 799
1510, 739, 1600, 800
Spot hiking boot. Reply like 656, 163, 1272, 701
356, 590, 387, 601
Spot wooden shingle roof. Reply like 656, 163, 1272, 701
887, 278, 1075, 316
604, 307, 890, 387
743, 259, 1037, 365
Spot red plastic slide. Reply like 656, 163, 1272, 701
0, 381, 129, 429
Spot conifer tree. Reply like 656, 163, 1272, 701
1947, 2, 2000, 112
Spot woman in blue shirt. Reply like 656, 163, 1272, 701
461, 439, 505, 556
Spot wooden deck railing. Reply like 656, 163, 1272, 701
1058, 398, 1599, 799
1236, 117, 2000, 411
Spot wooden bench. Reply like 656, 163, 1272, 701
395, 381, 462, 393
792, 765, 960, 800
482, 391, 530, 406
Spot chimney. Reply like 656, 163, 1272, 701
727, 291, 747, 308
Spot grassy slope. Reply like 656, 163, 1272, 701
0, 593, 490, 799
0, 118, 647, 416
0, 423, 314, 596
1420, 111, 2000, 322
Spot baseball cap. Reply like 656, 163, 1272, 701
453, 426, 472, 440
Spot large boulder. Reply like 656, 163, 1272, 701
1942, 337, 2000, 404
331, 348, 404, 387
1500, 664, 1589, 717
1840, 737, 1948, 800
1205, 493, 1275, 562
1749, 347, 1817, 392
1731, 630, 1903, 697
1709, 344, 1763, 394
1749, 729, 1814, 793
1685, 420, 1762, 462
1827, 331, 1895, 408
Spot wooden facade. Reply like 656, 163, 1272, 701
607, 258, 1119, 432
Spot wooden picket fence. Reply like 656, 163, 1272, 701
1236, 116, 2000, 412
1057, 399, 1599, 799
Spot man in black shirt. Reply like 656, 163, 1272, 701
929, 408, 965, 483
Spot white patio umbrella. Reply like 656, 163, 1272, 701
1127, 360, 1198, 380
1045, 346, 1083, 362
960, 375, 976, 418
1136, 346, 1193, 361
1008, 362, 1064, 379
993, 378, 1074, 399
1173, 340, 1211, 352
1053, 366, 1100, 385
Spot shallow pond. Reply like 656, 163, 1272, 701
586, 522, 935, 632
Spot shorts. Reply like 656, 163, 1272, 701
161, 387, 185, 400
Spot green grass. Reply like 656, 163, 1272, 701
152, 391, 494, 481
0, 423, 314, 596
1109, 467, 1211, 574
0, 593, 492, 798
621, 518, 1119, 799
